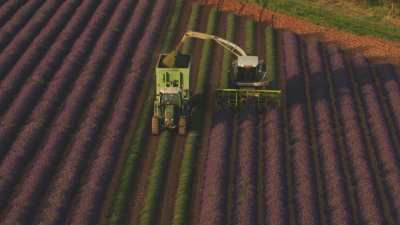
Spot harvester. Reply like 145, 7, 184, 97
152, 31, 281, 135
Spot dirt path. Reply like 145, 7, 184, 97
199, 0, 400, 66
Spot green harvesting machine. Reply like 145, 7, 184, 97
215, 55, 281, 110
152, 54, 191, 135
152, 31, 281, 135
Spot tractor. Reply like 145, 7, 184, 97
152, 53, 191, 135
152, 31, 281, 135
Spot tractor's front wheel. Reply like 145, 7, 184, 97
178, 116, 187, 135
152, 116, 160, 135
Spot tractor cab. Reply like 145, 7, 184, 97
234, 56, 269, 87
216, 55, 281, 110
152, 54, 191, 135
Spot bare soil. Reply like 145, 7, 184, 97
199, 0, 400, 66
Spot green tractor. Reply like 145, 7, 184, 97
152, 54, 191, 135
215, 55, 281, 110
152, 31, 282, 135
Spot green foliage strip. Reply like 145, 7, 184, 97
107, 1, 184, 225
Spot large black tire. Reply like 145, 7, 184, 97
152, 116, 160, 135
178, 116, 187, 135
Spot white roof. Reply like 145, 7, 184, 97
160, 87, 179, 94
237, 56, 259, 67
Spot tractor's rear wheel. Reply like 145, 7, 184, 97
178, 117, 187, 135
152, 116, 160, 135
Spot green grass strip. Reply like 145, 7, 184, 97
106, 1, 184, 225
259, 0, 400, 41
195, 9, 218, 95
265, 26, 278, 88
181, 3, 201, 54
139, 131, 173, 225
241, 0, 259, 4
244, 19, 255, 55
170, 8, 218, 225
170, 132, 199, 225
162, 0, 185, 52
107, 89, 154, 225
220, 14, 235, 88
140, 3, 205, 225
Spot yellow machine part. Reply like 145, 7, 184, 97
215, 88, 282, 110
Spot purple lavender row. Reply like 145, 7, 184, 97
0, 0, 98, 156
263, 107, 287, 225
305, 39, 352, 225
327, 45, 384, 225
0, 0, 25, 26
374, 64, 400, 146
198, 111, 232, 225
66, 0, 169, 224
0, 0, 64, 77
0, 0, 44, 50
0, 0, 144, 224
351, 54, 400, 223
262, 35, 291, 225
0, 0, 82, 117
281, 31, 318, 225
0, 0, 43, 37
231, 109, 258, 225
0, 0, 122, 213
29, 1, 157, 224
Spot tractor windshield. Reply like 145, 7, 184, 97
161, 93, 180, 105
237, 66, 257, 82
